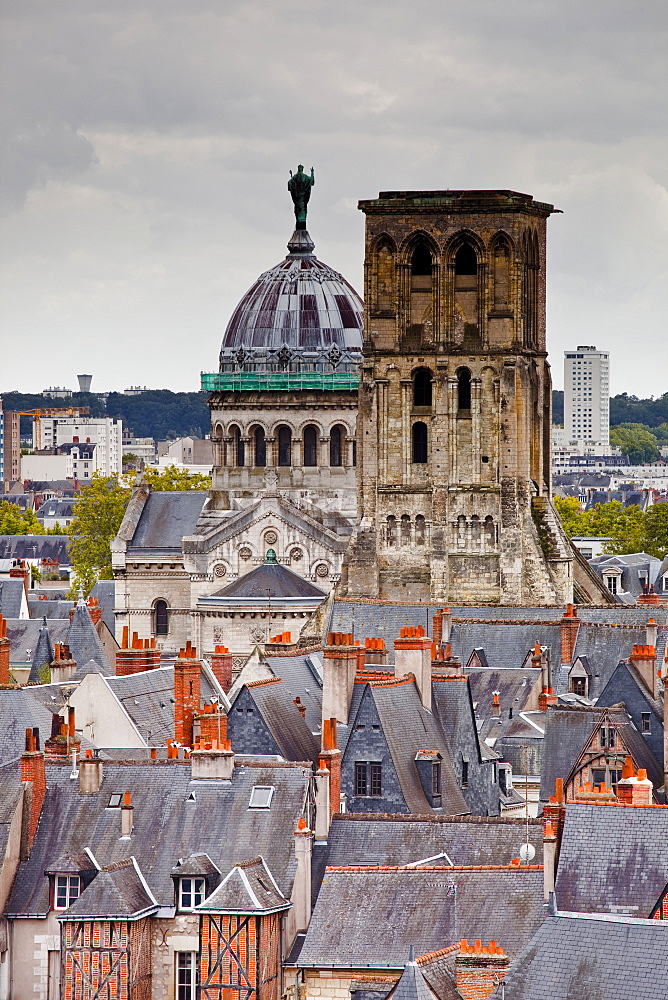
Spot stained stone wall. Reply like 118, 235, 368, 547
342, 189, 573, 606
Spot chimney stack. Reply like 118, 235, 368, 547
431, 642, 463, 678
194, 702, 230, 747
629, 644, 658, 699
616, 757, 653, 806
190, 738, 235, 780
210, 644, 233, 692
322, 633, 357, 727
120, 792, 134, 836
363, 637, 388, 668
290, 818, 314, 937
454, 940, 510, 1000
20, 728, 46, 854
491, 691, 501, 718
79, 749, 104, 794
319, 718, 342, 826
543, 820, 557, 901
560, 604, 580, 665
50, 643, 77, 683
394, 626, 433, 711
10, 560, 30, 599
116, 628, 159, 676
0, 614, 10, 686
542, 778, 566, 870
174, 641, 202, 748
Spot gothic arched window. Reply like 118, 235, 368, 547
455, 243, 477, 276
412, 422, 428, 464
303, 426, 318, 467
457, 368, 471, 411
411, 243, 432, 276
230, 425, 244, 467
277, 426, 291, 467
413, 368, 433, 407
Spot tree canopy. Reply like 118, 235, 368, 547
0, 501, 65, 536
555, 497, 668, 560
609, 423, 660, 464
141, 464, 211, 491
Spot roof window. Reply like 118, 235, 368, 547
249, 785, 274, 809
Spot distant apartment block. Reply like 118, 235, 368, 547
33, 416, 122, 474
564, 345, 610, 448
0, 398, 21, 487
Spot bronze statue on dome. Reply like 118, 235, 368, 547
288, 165, 315, 230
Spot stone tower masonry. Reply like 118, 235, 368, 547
342, 188, 573, 605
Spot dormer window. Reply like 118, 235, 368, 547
55, 875, 80, 910
179, 877, 205, 910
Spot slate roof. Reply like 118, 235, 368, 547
104, 666, 221, 746
451, 624, 563, 672
61, 858, 158, 919
0, 536, 71, 563
37, 498, 75, 521
0, 688, 57, 764
555, 802, 668, 917
265, 652, 323, 732
230, 680, 319, 763
66, 599, 112, 674
126, 490, 205, 554
323, 815, 544, 868
354, 679, 469, 815
26, 598, 73, 619
297, 867, 544, 967
212, 561, 326, 600
197, 856, 290, 913
466, 668, 541, 735
7, 759, 311, 914
385, 956, 439, 1000
0, 579, 26, 619
567, 620, 668, 698
493, 911, 668, 1000
5, 618, 69, 666
89, 580, 116, 633
29, 619, 54, 683
0, 762, 23, 862
596, 659, 664, 764
539, 705, 604, 803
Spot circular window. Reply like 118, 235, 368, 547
316, 563, 329, 578
214, 564, 227, 578
238, 546, 252, 561
264, 530, 278, 545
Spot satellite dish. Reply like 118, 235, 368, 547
519, 843, 536, 863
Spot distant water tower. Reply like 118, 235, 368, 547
77, 374, 93, 393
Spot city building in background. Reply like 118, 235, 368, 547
33, 415, 122, 475
0, 397, 21, 488
564, 345, 610, 449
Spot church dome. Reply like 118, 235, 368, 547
218, 229, 363, 373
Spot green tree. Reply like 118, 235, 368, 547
67, 473, 132, 595
0, 501, 44, 535
555, 497, 649, 556
142, 464, 212, 491
554, 497, 590, 536
643, 503, 668, 560
610, 423, 659, 464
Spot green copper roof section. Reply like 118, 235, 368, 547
201, 371, 360, 392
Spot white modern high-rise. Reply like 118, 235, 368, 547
564, 345, 610, 449
33, 416, 122, 475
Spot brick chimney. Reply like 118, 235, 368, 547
663, 670, 668, 797
174, 641, 202, 748
116, 627, 158, 676
638, 586, 659, 606
322, 633, 357, 726
432, 609, 444, 646
616, 757, 653, 806
210, 644, 233, 692
50, 643, 77, 683
542, 778, 566, 869
560, 604, 580, 665
455, 940, 510, 1000
194, 702, 230, 747
319, 718, 341, 824
79, 748, 104, 794
629, 644, 658, 699
10, 560, 30, 599
395, 626, 433, 711
20, 728, 46, 853
0, 613, 10, 686
293, 696, 307, 719
363, 637, 388, 667
85, 597, 102, 626
120, 792, 134, 836
431, 642, 463, 677
491, 691, 501, 718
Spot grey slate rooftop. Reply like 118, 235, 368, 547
229, 679, 319, 763
554, 802, 668, 917
265, 652, 323, 732
7, 759, 311, 914
493, 911, 668, 1000
66, 597, 112, 673
127, 490, 206, 554
539, 705, 604, 803
323, 815, 544, 868
211, 561, 326, 600
0, 579, 27, 619
61, 857, 157, 919
197, 856, 290, 913
0, 536, 71, 564
296, 867, 545, 967
0, 688, 57, 764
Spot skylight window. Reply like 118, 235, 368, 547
107, 793, 122, 808
249, 785, 274, 809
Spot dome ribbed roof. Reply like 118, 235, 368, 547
219, 229, 363, 368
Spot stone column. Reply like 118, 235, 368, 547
471, 376, 482, 484
401, 378, 412, 484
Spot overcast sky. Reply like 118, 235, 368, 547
1, 0, 666, 398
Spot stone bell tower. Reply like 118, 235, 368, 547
342, 188, 573, 605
